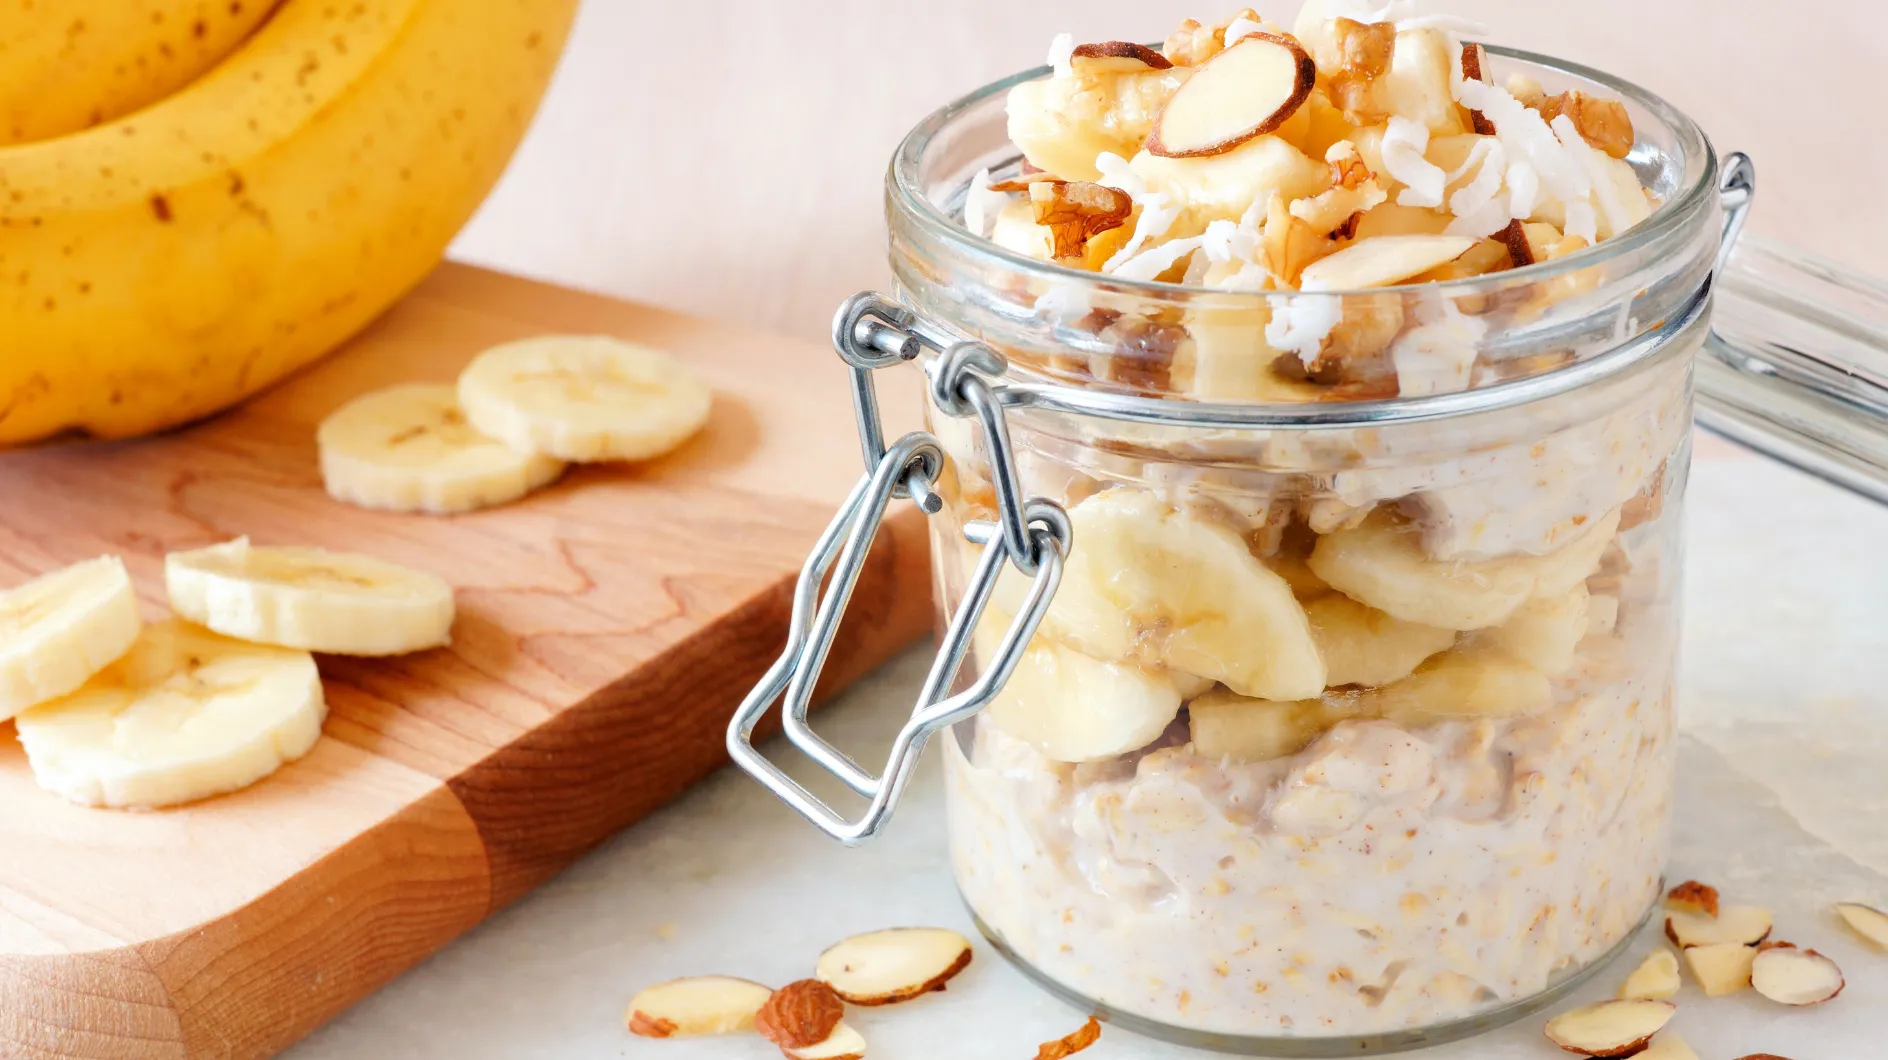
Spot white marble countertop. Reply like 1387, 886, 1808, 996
287, 441, 1888, 1058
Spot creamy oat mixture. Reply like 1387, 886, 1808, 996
934, 0, 1685, 1040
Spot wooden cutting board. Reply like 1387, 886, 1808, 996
0, 263, 933, 1060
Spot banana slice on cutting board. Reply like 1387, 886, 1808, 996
0, 556, 144, 720
1049, 489, 1327, 701
1305, 592, 1455, 687
15, 620, 325, 809
1309, 508, 1619, 630
318, 383, 566, 515
974, 611, 1184, 763
1190, 688, 1358, 763
166, 539, 454, 657
458, 335, 713, 463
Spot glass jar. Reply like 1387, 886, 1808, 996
727, 42, 1888, 1059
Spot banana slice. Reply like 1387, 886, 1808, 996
979, 622, 1183, 763
1006, 63, 1188, 181
166, 538, 454, 657
318, 383, 566, 515
1363, 645, 1553, 727
0, 556, 143, 721
1308, 508, 1620, 630
15, 620, 325, 809
1189, 688, 1355, 763
458, 335, 713, 463
1305, 593, 1455, 687
1484, 584, 1591, 675
1050, 489, 1326, 701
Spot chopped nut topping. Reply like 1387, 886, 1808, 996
1263, 192, 1336, 287
987, 173, 1064, 193
1329, 148, 1372, 190
1162, 8, 1263, 66
1327, 17, 1397, 124
1027, 181, 1133, 259
1506, 72, 1548, 109
1035, 1017, 1103, 1059
1537, 91, 1635, 159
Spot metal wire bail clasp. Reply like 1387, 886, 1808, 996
725, 293, 1072, 844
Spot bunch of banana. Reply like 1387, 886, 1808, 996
1, 539, 459, 809
0, 0, 578, 447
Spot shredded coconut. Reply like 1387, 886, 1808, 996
1036, 280, 1094, 323
1266, 295, 1343, 361
1047, 32, 1075, 78
1110, 235, 1205, 281
963, 168, 1012, 239
1441, 138, 1509, 236
1200, 218, 1259, 265
1506, 158, 1541, 219
1391, 298, 1486, 395
1553, 113, 1633, 238
1455, 77, 1600, 236
1383, 117, 1447, 208
1444, 197, 1512, 238
1094, 151, 1149, 199
1563, 199, 1598, 244
1213, 261, 1271, 291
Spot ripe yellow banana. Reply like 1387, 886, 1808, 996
0, 0, 578, 447
0, 0, 279, 145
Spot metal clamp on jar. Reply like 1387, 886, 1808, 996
726, 38, 1888, 1057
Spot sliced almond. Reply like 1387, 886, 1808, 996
1147, 33, 1314, 158
1617, 948, 1681, 1001
1034, 1016, 1103, 1059
1834, 901, 1888, 949
1460, 42, 1497, 135
1070, 40, 1174, 75
1686, 941, 1758, 996
1666, 904, 1771, 947
1543, 998, 1676, 1057
1665, 880, 1720, 919
755, 979, 847, 1050
816, 928, 973, 1006
1751, 945, 1845, 1006
783, 1020, 867, 1060
1501, 218, 1535, 268
1639, 1033, 1700, 1060
627, 975, 773, 1038
1297, 234, 1477, 290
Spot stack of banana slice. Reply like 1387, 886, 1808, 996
2, 540, 457, 810
318, 335, 713, 514
971, 487, 1619, 767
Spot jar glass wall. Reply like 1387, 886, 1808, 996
893, 47, 1715, 1054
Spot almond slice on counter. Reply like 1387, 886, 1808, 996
756, 979, 847, 1050
1751, 945, 1845, 1005
1686, 941, 1757, 996
1543, 998, 1676, 1057
1460, 42, 1497, 135
783, 1020, 867, 1060
1070, 40, 1174, 75
1638, 1033, 1700, 1060
1147, 32, 1314, 157
1618, 947, 1681, 1000
627, 975, 773, 1038
1833, 901, 1888, 949
816, 928, 973, 1006
1297, 234, 1477, 290
1035, 1016, 1103, 1059
1664, 880, 1720, 919
1665, 904, 1771, 947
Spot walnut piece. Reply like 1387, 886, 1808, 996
1537, 90, 1635, 159
1263, 192, 1336, 287
1162, 8, 1263, 66
1327, 17, 1397, 123
1026, 180, 1133, 259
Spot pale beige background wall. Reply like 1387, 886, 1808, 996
452, 0, 1886, 342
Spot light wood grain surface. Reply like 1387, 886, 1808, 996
451, 0, 1888, 345
0, 264, 931, 1060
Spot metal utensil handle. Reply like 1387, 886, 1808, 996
725, 294, 1071, 845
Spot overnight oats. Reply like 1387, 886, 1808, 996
895, 0, 1720, 1049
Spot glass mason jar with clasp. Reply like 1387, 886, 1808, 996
726, 10, 1888, 1054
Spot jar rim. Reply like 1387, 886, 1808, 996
887, 43, 1718, 302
